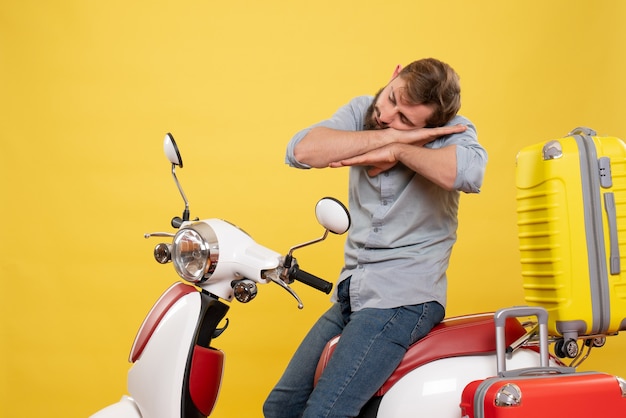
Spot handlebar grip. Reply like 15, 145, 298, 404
292, 266, 333, 294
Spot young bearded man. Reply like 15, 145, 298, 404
264, 58, 487, 418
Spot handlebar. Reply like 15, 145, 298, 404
281, 254, 332, 294
291, 265, 333, 294
269, 257, 333, 309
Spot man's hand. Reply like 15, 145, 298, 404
398, 124, 467, 146
331, 143, 458, 191
329, 144, 399, 176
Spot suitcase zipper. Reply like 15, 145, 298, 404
574, 133, 611, 335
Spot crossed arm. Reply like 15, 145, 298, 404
293, 124, 468, 191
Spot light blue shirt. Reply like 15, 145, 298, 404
285, 96, 487, 310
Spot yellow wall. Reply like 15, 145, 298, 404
2, 1, 626, 416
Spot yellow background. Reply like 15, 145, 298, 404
2, 1, 626, 416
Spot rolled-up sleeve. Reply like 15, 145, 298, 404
285, 127, 313, 168
443, 117, 487, 193
454, 142, 487, 193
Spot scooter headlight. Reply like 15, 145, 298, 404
171, 223, 219, 283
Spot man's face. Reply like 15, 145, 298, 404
364, 76, 434, 131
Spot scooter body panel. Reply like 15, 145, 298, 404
127, 290, 203, 418
90, 395, 141, 418
376, 349, 543, 418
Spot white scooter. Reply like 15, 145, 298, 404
91, 134, 599, 418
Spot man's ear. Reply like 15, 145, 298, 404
391, 64, 402, 80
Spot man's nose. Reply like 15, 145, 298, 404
378, 107, 396, 125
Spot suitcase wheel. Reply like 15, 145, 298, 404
555, 338, 579, 358
584, 336, 606, 348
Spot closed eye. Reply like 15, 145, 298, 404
400, 115, 414, 127
389, 89, 396, 104
390, 87, 415, 128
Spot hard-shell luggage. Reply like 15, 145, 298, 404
515, 127, 626, 356
461, 369, 626, 417
460, 306, 626, 418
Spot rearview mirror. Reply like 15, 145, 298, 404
315, 197, 351, 235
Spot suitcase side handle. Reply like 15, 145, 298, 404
494, 306, 550, 375
604, 192, 621, 275
568, 126, 597, 136
499, 366, 576, 378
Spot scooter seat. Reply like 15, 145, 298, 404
314, 312, 528, 396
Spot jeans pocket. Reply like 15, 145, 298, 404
409, 301, 445, 345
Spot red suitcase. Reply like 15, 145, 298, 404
460, 307, 626, 418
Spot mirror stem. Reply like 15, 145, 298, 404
280, 229, 329, 282
171, 163, 190, 221
286, 229, 329, 259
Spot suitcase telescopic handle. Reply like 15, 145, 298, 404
494, 306, 550, 375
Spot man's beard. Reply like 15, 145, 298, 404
364, 87, 384, 130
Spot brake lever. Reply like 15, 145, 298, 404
264, 269, 304, 309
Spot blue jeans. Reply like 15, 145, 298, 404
263, 278, 445, 418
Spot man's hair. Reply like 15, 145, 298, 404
399, 58, 461, 127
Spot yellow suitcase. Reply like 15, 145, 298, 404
516, 127, 626, 358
